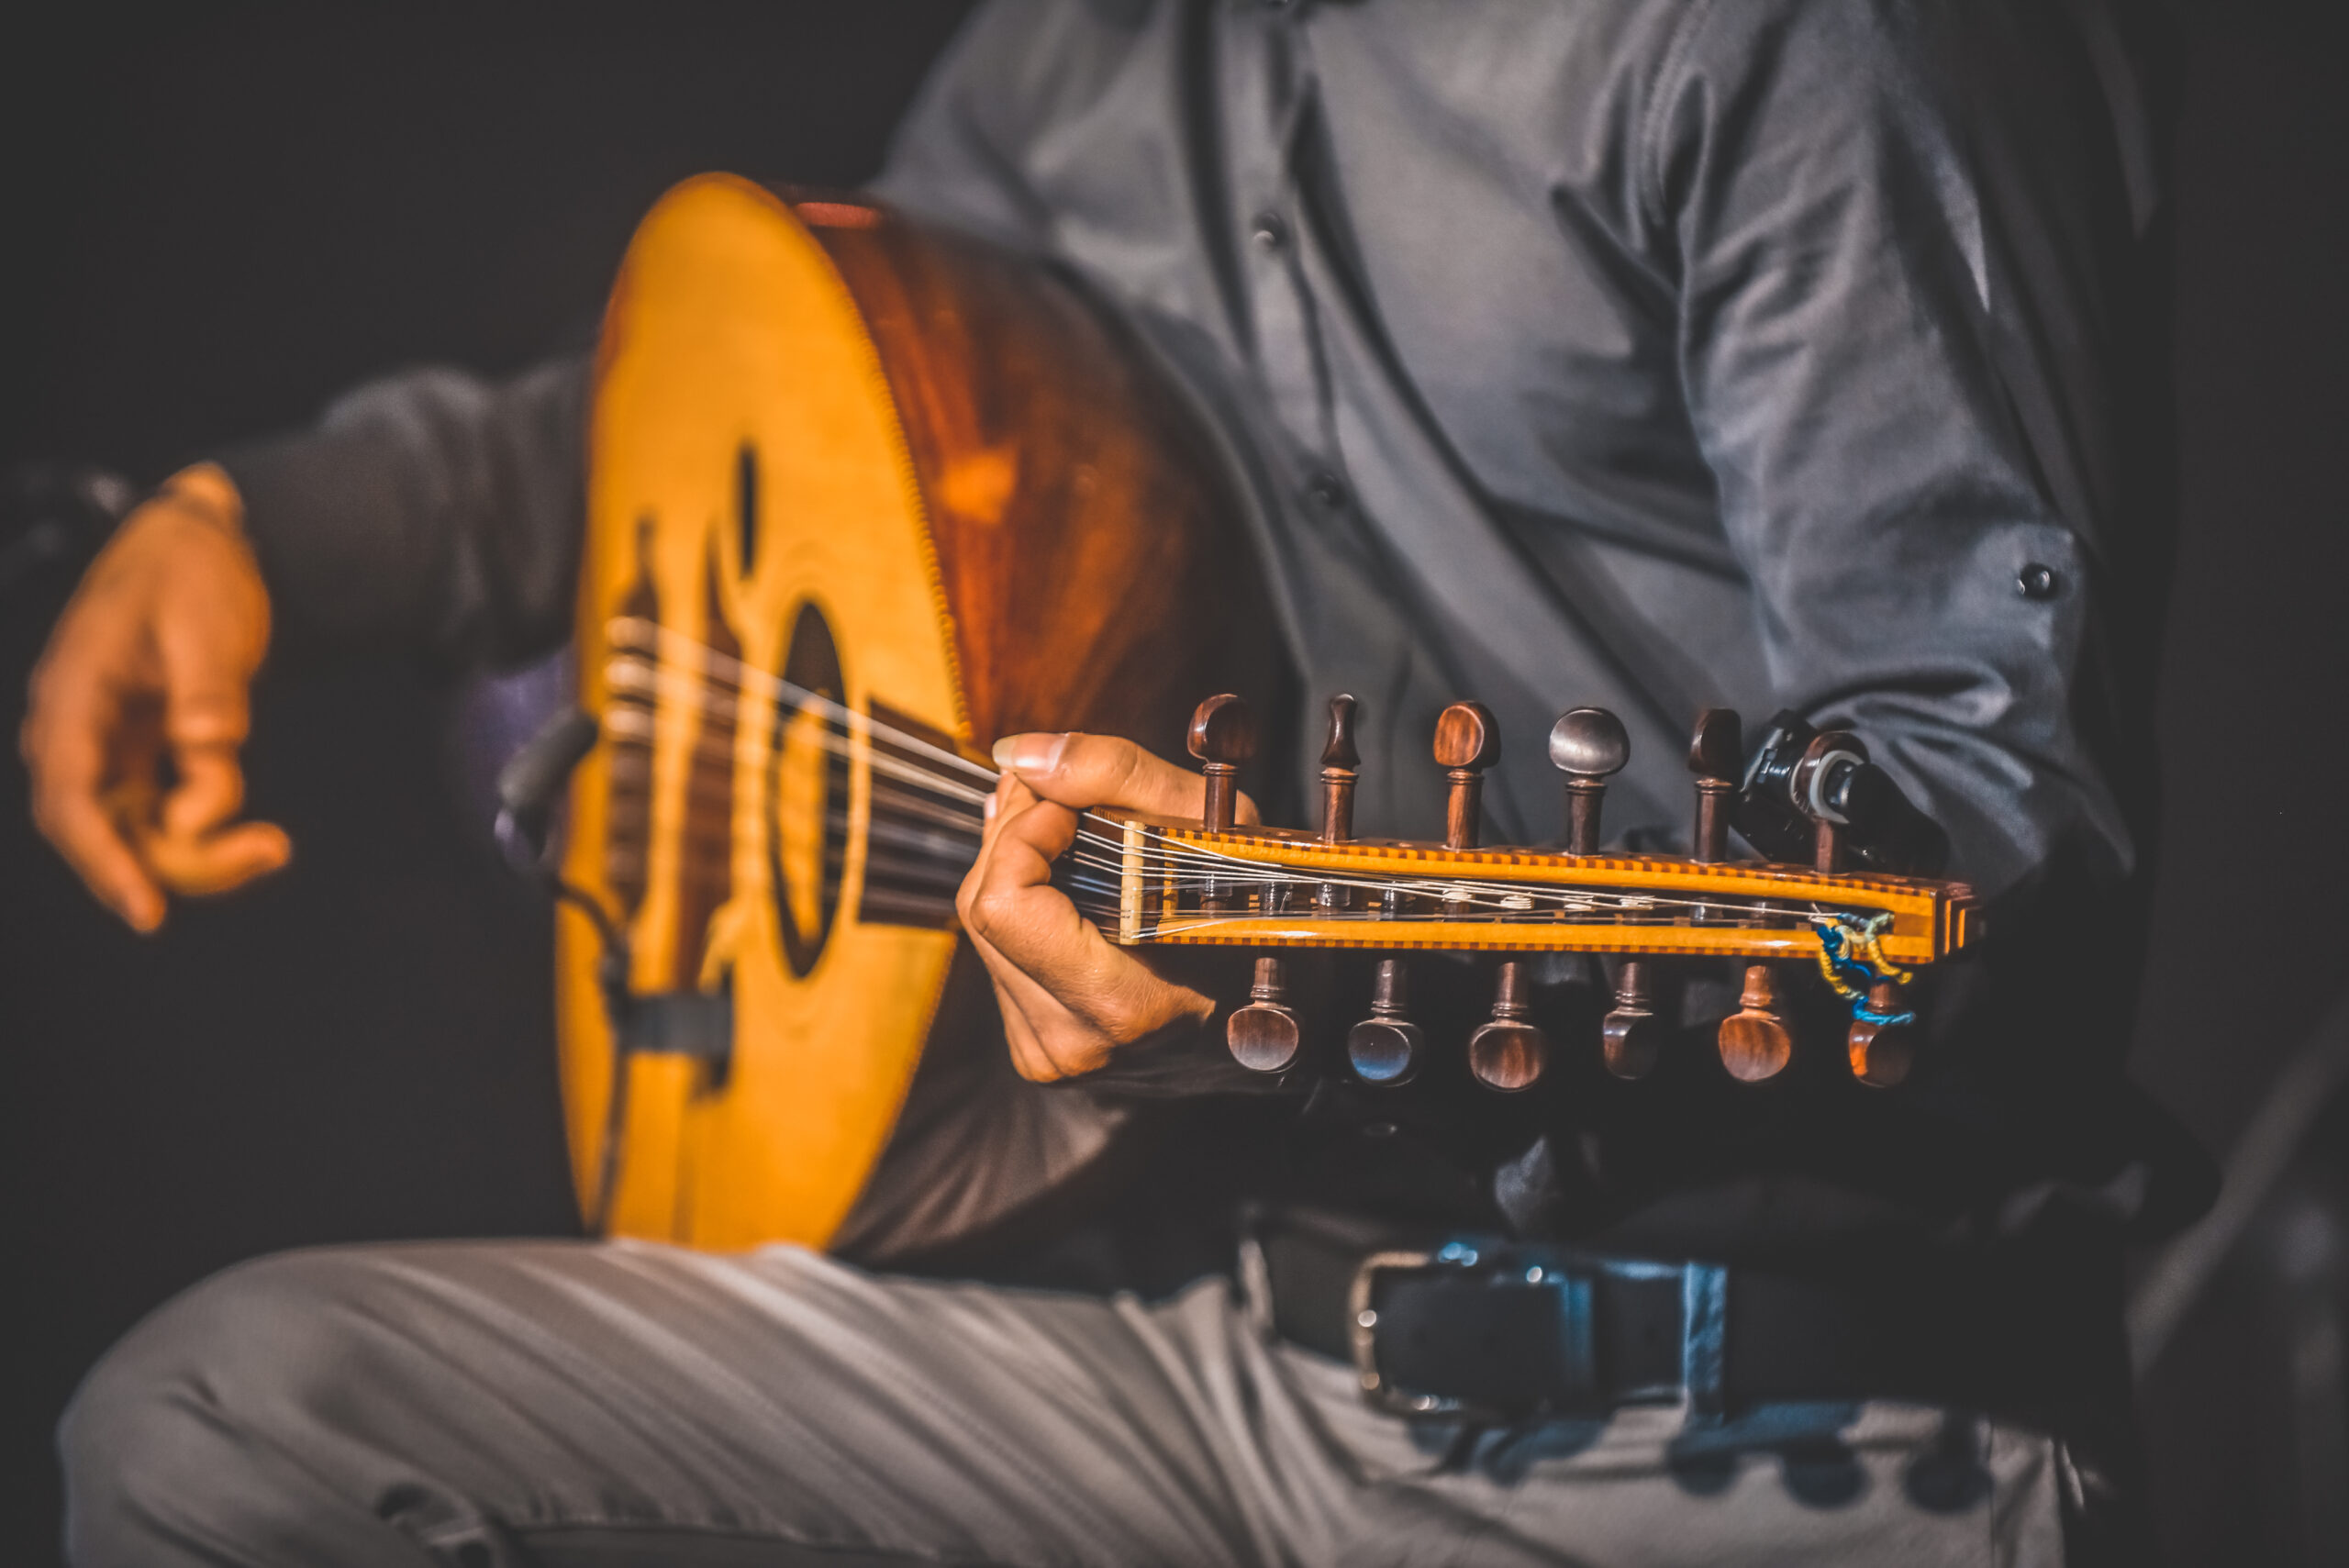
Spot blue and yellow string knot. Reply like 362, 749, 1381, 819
1811, 912, 1915, 1027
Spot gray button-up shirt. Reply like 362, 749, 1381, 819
226, 0, 2198, 1253
873, 0, 2168, 907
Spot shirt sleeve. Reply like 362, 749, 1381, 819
1648, 0, 2167, 903
218, 353, 592, 671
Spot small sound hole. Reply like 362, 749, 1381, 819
766, 601, 847, 978
735, 442, 759, 578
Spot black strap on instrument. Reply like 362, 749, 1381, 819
495, 703, 736, 1234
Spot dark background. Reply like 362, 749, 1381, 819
3, 2, 2343, 1561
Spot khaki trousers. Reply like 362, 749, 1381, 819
62, 1240, 2071, 1566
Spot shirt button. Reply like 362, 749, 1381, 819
1250, 210, 1290, 252
1305, 471, 1348, 509
2017, 563, 2062, 601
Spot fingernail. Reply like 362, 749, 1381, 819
983, 790, 999, 822
991, 732, 1071, 775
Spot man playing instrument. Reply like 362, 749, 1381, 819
25, 2, 2203, 1562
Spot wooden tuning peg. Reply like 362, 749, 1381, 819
1687, 708, 1742, 864
1467, 960, 1549, 1091
1227, 956, 1302, 1073
1433, 702, 1500, 851
1549, 707, 1630, 855
1791, 729, 1868, 874
1318, 695, 1360, 913
1846, 980, 1915, 1088
1717, 963, 1793, 1082
1319, 694, 1360, 843
1600, 959, 1665, 1079
1347, 959, 1422, 1085
1186, 693, 1257, 832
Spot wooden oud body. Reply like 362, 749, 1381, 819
562, 176, 1268, 1250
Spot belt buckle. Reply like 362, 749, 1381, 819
1348, 1248, 1511, 1421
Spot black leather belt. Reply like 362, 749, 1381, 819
1244, 1207, 2127, 1425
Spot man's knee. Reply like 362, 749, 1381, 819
60, 1247, 414, 1554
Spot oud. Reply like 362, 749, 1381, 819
557, 175, 1271, 1252
543, 176, 1976, 1255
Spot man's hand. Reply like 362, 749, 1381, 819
960, 731, 1255, 1083
22, 463, 290, 932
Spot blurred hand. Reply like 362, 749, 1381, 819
960, 731, 1256, 1082
22, 462, 290, 931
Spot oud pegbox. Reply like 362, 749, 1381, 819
1107, 694, 1970, 1094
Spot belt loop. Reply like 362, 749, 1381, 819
1681, 1263, 1730, 1425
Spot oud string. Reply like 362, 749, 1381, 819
601, 623, 1169, 855
594, 618, 1895, 940
609, 618, 996, 785
605, 659, 996, 809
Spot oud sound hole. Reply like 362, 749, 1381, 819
767, 602, 848, 978
735, 443, 759, 577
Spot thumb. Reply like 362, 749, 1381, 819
153, 553, 272, 846
989, 731, 1256, 823
157, 595, 259, 758
148, 608, 291, 894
